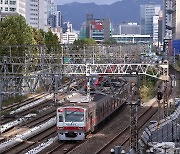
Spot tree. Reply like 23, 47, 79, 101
42, 30, 60, 53
32, 28, 45, 45
0, 15, 37, 57
103, 38, 117, 45
73, 38, 96, 49
84, 38, 96, 45
0, 15, 36, 46
44, 30, 59, 45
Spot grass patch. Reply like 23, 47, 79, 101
176, 79, 180, 97
139, 76, 157, 103
2, 95, 28, 108
35, 86, 46, 93
173, 59, 180, 72
140, 84, 156, 102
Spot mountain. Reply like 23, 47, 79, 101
57, 0, 162, 30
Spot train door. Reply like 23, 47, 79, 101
89, 112, 93, 132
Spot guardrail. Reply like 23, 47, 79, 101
137, 105, 180, 153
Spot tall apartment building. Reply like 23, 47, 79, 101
163, 0, 173, 40
158, 11, 163, 44
86, 13, 93, 38
119, 23, 140, 35
26, 0, 48, 31
153, 15, 160, 43
172, 0, 180, 40
0, 0, 26, 20
79, 22, 86, 39
140, 4, 161, 36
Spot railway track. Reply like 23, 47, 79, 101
1, 93, 47, 113
0, 92, 76, 153
62, 99, 158, 154
45, 141, 81, 154
4, 126, 57, 154
95, 101, 158, 153
41, 101, 128, 154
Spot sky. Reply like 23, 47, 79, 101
55, 0, 121, 5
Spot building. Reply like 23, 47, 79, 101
140, 4, 161, 36
55, 11, 62, 27
47, 0, 62, 28
26, 0, 48, 31
79, 22, 86, 39
85, 13, 111, 42
172, 0, 180, 55
158, 11, 163, 44
153, 15, 160, 43
50, 27, 62, 42
119, 23, 140, 35
62, 21, 72, 33
86, 13, 93, 38
48, 11, 62, 28
86, 17, 111, 43
47, 0, 56, 18
112, 34, 151, 44
62, 31, 78, 44
0, 0, 26, 19
172, 0, 180, 40
163, 0, 173, 40
62, 21, 78, 44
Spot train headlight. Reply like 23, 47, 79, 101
56, 126, 63, 130
79, 126, 86, 131
57, 108, 64, 112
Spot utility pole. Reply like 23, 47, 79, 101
157, 86, 163, 122
127, 72, 140, 153
163, 80, 168, 117
0, 77, 2, 135
53, 75, 58, 104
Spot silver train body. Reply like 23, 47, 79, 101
56, 91, 127, 141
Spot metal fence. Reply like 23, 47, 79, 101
138, 105, 180, 153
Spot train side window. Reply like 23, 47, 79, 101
114, 99, 116, 109
96, 106, 99, 115
59, 115, 63, 122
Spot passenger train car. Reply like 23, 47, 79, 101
56, 90, 127, 140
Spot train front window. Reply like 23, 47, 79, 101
65, 108, 84, 122
59, 115, 63, 122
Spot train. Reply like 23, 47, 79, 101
56, 87, 128, 141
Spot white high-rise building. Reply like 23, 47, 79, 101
140, 4, 161, 36
0, 0, 26, 18
163, 0, 173, 40
26, 0, 48, 31
153, 15, 160, 43
172, 0, 180, 40
62, 22, 78, 44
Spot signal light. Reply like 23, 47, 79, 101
157, 92, 162, 100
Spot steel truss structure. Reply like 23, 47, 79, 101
0, 44, 169, 152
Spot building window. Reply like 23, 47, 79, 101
10, 7, 16, 11
10, 0, 16, 5
0, 0, 2, 4
5, 7, 8, 11
5, 0, 8, 4
0, 7, 2, 11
